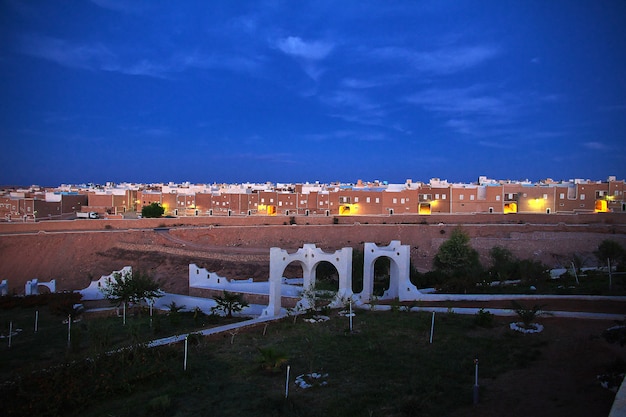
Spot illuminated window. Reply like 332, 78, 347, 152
278, 201, 282, 207
354, 197, 359, 203
375, 198, 380, 203
543, 194, 548, 200
270, 198, 274, 203
442, 194, 446, 200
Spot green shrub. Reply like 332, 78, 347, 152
474, 308, 494, 328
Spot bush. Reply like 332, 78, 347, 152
473, 308, 494, 328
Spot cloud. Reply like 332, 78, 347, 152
407, 86, 506, 116
276, 36, 334, 60
583, 141, 611, 151
19, 34, 117, 72
89, 0, 146, 14
370, 44, 499, 74
340, 78, 384, 89
18, 34, 262, 78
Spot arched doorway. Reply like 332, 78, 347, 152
359, 241, 420, 302
263, 244, 352, 316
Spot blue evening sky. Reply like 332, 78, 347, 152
1, 1, 625, 186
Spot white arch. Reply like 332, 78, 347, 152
359, 241, 420, 302
24, 279, 56, 295
263, 244, 353, 316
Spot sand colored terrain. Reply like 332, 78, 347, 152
1, 214, 625, 295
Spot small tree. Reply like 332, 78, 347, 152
510, 300, 547, 328
595, 240, 625, 269
101, 270, 163, 323
141, 202, 165, 218
433, 227, 483, 292
489, 246, 517, 282
211, 291, 248, 318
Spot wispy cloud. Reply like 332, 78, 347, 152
370, 44, 499, 74
583, 141, 611, 151
20, 34, 117, 72
302, 130, 388, 142
18, 34, 262, 78
407, 85, 507, 116
89, 0, 146, 14
276, 36, 334, 60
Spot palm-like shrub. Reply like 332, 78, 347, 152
211, 291, 248, 317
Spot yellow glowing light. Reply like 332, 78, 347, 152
339, 204, 358, 215
418, 203, 431, 215
595, 200, 608, 212
503, 202, 517, 214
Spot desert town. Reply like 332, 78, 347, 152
1, 175, 625, 222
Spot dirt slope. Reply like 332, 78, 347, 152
1, 221, 625, 295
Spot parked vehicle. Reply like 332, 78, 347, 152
76, 211, 99, 219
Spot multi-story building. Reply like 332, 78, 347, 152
1, 176, 624, 221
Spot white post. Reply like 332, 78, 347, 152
285, 365, 291, 399
571, 262, 579, 285
8, 321, 12, 348
429, 312, 435, 344
35, 310, 39, 333
608, 258, 612, 290
473, 358, 479, 404
349, 300, 353, 332
184, 336, 188, 371
67, 314, 71, 348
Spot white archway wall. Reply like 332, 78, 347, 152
263, 244, 353, 316
360, 240, 421, 302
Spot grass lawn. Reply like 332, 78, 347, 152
2, 304, 549, 417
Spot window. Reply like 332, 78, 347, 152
375, 198, 380, 203
366, 197, 370, 203
459, 194, 464, 200
392, 198, 397, 204
442, 194, 446, 200
496, 195, 501, 201
354, 197, 359, 203
560, 193, 565, 199
278, 201, 282, 207
470, 195, 475, 201
400, 198, 405, 204
543, 194, 548, 200
435, 193, 440, 200
580, 194, 585, 200
261, 198, 265, 203
270, 198, 274, 203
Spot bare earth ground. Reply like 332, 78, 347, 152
450, 317, 625, 417
0, 220, 625, 415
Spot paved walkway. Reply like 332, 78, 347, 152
147, 313, 283, 348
